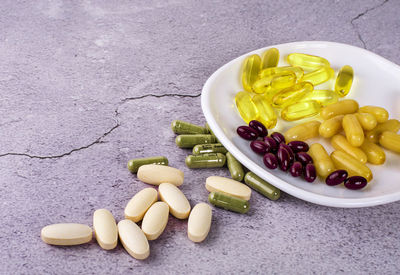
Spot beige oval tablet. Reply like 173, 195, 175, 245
41, 223, 92, 246
141, 202, 169, 240
205, 176, 251, 200
93, 209, 118, 250
125, 188, 158, 222
188, 203, 212, 243
118, 219, 150, 260
137, 164, 184, 186
158, 183, 191, 219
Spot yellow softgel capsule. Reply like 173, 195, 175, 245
281, 100, 321, 121
379, 131, 400, 153
360, 139, 386, 165
287, 53, 330, 71
242, 54, 261, 92
300, 90, 339, 107
320, 99, 359, 120
319, 115, 344, 138
308, 143, 335, 178
342, 114, 364, 147
284, 120, 321, 142
302, 66, 335, 85
253, 71, 296, 95
355, 113, 377, 131
259, 66, 304, 81
331, 135, 367, 164
358, 106, 389, 123
335, 65, 353, 96
261, 48, 279, 69
365, 119, 400, 143
272, 82, 313, 108
234, 91, 258, 123
252, 94, 277, 129
330, 150, 373, 182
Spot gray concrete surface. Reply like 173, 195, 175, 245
1, 0, 399, 274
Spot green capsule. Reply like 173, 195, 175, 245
185, 153, 226, 168
193, 143, 227, 155
175, 134, 217, 148
226, 152, 244, 181
171, 120, 208, 134
244, 172, 280, 201
127, 156, 168, 173
208, 192, 249, 214
204, 123, 218, 141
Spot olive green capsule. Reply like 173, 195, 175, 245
171, 120, 208, 134
175, 134, 217, 148
208, 192, 249, 214
226, 152, 244, 182
204, 123, 218, 141
127, 156, 168, 173
244, 172, 280, 201
192, 143, 227, 155
185, 153, 226, 168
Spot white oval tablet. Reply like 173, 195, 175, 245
118, 219, 150, 260
125, 188, 158, 222
141, 202, 169, 240
188, 203, 212, 243
41, 223, 92, 246
205, 176, 251, 200
137, 164, 184, 186
93, 209, 118, 250
158, 183, 191, 219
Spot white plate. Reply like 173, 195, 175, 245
201, 41, 400, 208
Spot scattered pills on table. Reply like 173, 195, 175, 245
127, 156, 168, 173
185, 153, 226, 169
335, 65, 353, 96
187, 203, 212, 243
261, 47, 279, 69
331, 134, 367, 164
302, 66, 334, 85
359, 106, 389, 123
284, 120, 321, 142
41, 223, 92, 246
320, 99, 359, 120
308, 143, 335, 178
175, 134, 217, 148
118, 219, 150, 260
343, 114, 364, 147
124, 188, 158, 222
360, 139, 386, 165
159, 183, 191, 219
281, 100, 321, 121
93, 209, 118, 250
242, 54, 261, 92
244, 172, 280, 200
365, 119, 400, 143
205, 176, 251, 201
208, 192, 250, 214
171, 120, 208, 134
331, 150, 373, 182
319, 115, 344, 138
193, 143, 227, 155
141, 202, 169, 241
379, 131, 400, 153
137, 164, 184, 186
286, 53, 330, 71
235, 91, 258, 124
355, 113, 377, 131
226, 152, 245, 182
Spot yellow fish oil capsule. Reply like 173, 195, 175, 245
234, 91, 258, 123
252, 71, 296, 94
259, 66, 304, 81
320, 99, 359, 120
360, 139, 386, 165
330, 150, 373, 182
302, 66, 335, 85
342, 114, 364, 147
356, 113, 377, 131
379, 131, 400, 153
335, 65, 353, 96
331, 135, 367, 164
272, 82, 313, 108
252, 94, 277, 128
284, 120, 321, 142
241, 54, 261, 92
319, 115, 344, 138
365, 119, 400, 143
281, 100, 321, 121
300, 90, 339, 107
359, 106, 389, 123
287, 53, 330, 71
308, 143, 335, 178
261, 48, 279, 69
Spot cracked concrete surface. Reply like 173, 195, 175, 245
1, 0, 400, 274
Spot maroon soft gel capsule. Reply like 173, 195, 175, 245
288, 141, 309, 153
290, 162, 303, 177
279, 143, 294, 163
295, 152, 313, 166
264, 136, 278, 153
270, 132, 285, 144
263, 153, 278, 170
237, 126, 258, 140
325, 170, 348, 186
249, 120, 268, 137
250, 140, 268, 155
344, 176, 367, 190
277, 147, 290, 171
304, 164, 316, 183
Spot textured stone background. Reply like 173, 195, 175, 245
1, 0, 400, 274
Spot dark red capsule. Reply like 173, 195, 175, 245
325, 170, 348, 186
249, 120, 268, 137
264, 136, 278, 153
304, 164, 316, 183
271, 132, 285, 144
344, 176, 367, 190
290, 162, 303, 177
263, 153, 278, 169
288, 141, 309, 153
250, 140, 268, 155
296, 152, 313, 166
237, 126, 258, 140
280, 143, 294, 163
277, 147, 290, 171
